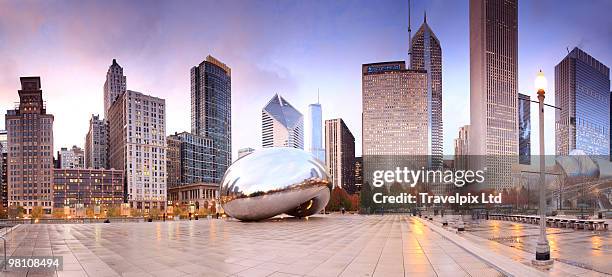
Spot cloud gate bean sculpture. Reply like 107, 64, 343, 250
220, 147, 331, 221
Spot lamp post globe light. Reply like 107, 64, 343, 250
533, 70, 553, 266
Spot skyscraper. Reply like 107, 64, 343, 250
166, 132, 215, 187
362, 61, 428, 185
469, 0, 518, 189
555, 47, 610, 156
58, 145, 85, 169
166, 135, 182, 189
410, 13, 443, 168
85, 114, 109, 169
308, 100, 325, 163
325, 119, 356, 194
454, 125, 470, 170
518, 94, 531, 165
191, 55, 232, 183
6, 77, 55, 215
0, 130, 7, 210
362, 62, 428, 156
103, 59, 127, 119
354, 156, 363, 191
262, 94, 304, 149
108, 90, 166, 211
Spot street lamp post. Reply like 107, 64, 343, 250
533, 70, 553, 266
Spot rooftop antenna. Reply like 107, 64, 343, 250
317, 88, 320, 104
407, 0, 412, 69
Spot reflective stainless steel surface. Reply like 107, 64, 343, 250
220, 147, 331, 221
554, 150, 599, 185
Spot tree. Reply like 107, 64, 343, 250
86, 207, 95, 218
52, 210, 65, 219
0, 207, 7, 219
327, 187, 352, 211
149, 208, 161, 220
31, 206, 44, 219
8, 205, 24, 219
360, 182, 373, 213
348, 194, 360, 211
106, 205, 121, 217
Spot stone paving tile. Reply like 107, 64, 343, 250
0, 215, 506, 277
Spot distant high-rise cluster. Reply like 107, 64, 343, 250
262, 94, 304, 149
57, 145, 85, 169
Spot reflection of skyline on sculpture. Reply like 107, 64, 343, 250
220, 147, 330, 221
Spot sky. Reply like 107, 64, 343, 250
0, 0, 611, 159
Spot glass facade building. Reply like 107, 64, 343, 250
555, 47, 610, 156
191, 55, 232, 184
518, 93, 531, 165
410, 15, 443, 168
308, 103, 324, 163
262, 94, 304, 149
167, 132, 215, 188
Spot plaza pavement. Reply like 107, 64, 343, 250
1, 215, 505, 277
420, 215, 611, 276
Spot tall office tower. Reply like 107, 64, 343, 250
0, 130, 7, 210
354, 157, 363, 191
555, 47, 610, 156
103, 59, 127, 119
410, 13, 443, 168
58, 145, 85, 169
518, 94, 531, 164
166, 135, 182, 189
262, 94, 304, 149
108, 90, 166, 211
325, 119, 356, 194
166, 132, 215, 186
454, 125, 470, 170
237, 147, 255, 159
5, 77, 54, 215
85, 114, 109, 169
469, 0, 518, 189
308, 100, 325, 162
191, 55, 232, 183
362, 61, 428, 153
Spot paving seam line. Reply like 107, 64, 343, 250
415, 217, 545, 277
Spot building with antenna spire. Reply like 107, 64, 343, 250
308, 91, 324, 162
410, 11, 443, 168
